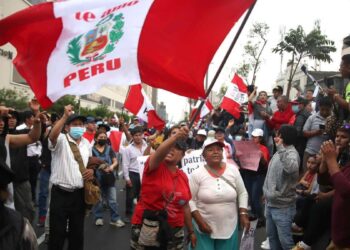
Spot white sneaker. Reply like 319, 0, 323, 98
261, 238, 270, 249
95, 218, 104, 226
110, 219, 126, 227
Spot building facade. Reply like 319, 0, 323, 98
0, 0, 157, 112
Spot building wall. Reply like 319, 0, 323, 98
0, 0, 158, 113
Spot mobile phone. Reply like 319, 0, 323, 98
319, 124, 325, 130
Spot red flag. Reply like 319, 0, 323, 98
190, 100, 214, 122
220, 73, 248, 118
124, 84, 165, 130
0, 0, 254, 108
109, 130, 123, 152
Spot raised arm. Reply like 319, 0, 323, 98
8, 113, 42, 148
148, 126, 188, 172
49, 105, 73, 147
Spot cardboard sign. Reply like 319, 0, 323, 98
233, 141, 261, 171
181, 150, 206, 177
137, 156, 149, 182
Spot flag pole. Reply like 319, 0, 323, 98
188, 0, 257, 129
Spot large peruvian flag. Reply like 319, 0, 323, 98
124, 84, 165, 130
0, 0, 254, 108
220, 73, 248, 118
190, 100, 214, 122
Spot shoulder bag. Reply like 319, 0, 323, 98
66, 135, 101, 206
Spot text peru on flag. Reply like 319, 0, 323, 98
0, 0, 255, 108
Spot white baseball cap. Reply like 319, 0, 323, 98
202, 138, 225, 150
251, 128, 264, 137
197, 129, 207, 137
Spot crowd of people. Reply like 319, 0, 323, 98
1, 37, 350, 250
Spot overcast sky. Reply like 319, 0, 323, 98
159, 0, 350, 123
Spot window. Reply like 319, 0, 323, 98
12, 67, 28, 85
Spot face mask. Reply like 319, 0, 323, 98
69, 126, 85, 139
292, 105, 300, 114
98, 139, 107, 146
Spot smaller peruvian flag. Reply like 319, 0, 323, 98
109, 130, 123, 152
190, 100, 214, 122
220, 73, 248, 118
124, 84, 165, 130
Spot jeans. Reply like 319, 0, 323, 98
93, 170, 121, 222
38, 168, 51, 217
243, 173, 265, 219
266, 205, 296, 250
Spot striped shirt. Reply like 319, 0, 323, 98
122, 140, 148, 180
49, 133, 92, 189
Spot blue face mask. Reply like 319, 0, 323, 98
292, 105, 300, 114
69, 126, 85, 139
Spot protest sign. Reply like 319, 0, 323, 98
137, 156, 149, 182
181, 150, 206, 177
233, 141, 261, 171
239, 219, 258, 250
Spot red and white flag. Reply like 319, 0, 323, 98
109, 130, 123, 152
124, 84, 165, 130
220, 73, 248, 118
0, 0, 254, 108
190, 99, 214, 122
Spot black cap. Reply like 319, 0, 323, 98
174, 139, 188, 152
273, 85, 283, 92
97, 123, 110, 132
86, 116, 96, 123
66, 114, 87, 125
291, 97, 309, 106
0, 160, 14, 189
215, 127, 226, 133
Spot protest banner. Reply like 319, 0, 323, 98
233, 141, 261, 171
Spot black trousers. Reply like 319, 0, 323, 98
28, 156, 40, 202
303, 196, 332, 246
126, 172, 141, 216
48, 185, 85, 250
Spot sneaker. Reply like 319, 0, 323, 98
124, 217, 131, 223
261, 239, 270, 249
37, 216, 46, 227
95, 218, 104, 226
110, 219, 126, 227
291, 242, 311, 250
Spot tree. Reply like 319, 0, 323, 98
0, 88, 29, 110
273, 21, 336, 98
47, 95, 78, 115
240, 22, 270, 85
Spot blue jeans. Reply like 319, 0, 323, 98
243, 173, 265, 219
38, 168, 51, 217
93, 170, 120, 222
266, 205, 296, 250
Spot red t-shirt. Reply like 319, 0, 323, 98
132, 159, 191, 227
83, 131, 95, 143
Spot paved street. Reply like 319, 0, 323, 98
35, 181, 267, 250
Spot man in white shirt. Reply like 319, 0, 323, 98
48, 105, 93, 250
122, 126, 147, 219
268, 85, 283, 113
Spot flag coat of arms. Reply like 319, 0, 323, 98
221, 73, 248, 118
124, 84, 165, 130
0, 0, 254, 108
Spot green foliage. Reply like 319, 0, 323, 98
67, 35, 88, 65
0, 88, 29, 110
47, 95, 78, 115
272, 21, 336, 97
80, 105, 114, 119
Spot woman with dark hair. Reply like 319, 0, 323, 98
263, 125, 300, 250
241, 128, 270, 227
130, 126, 196, 249
92, 131, 125, 227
